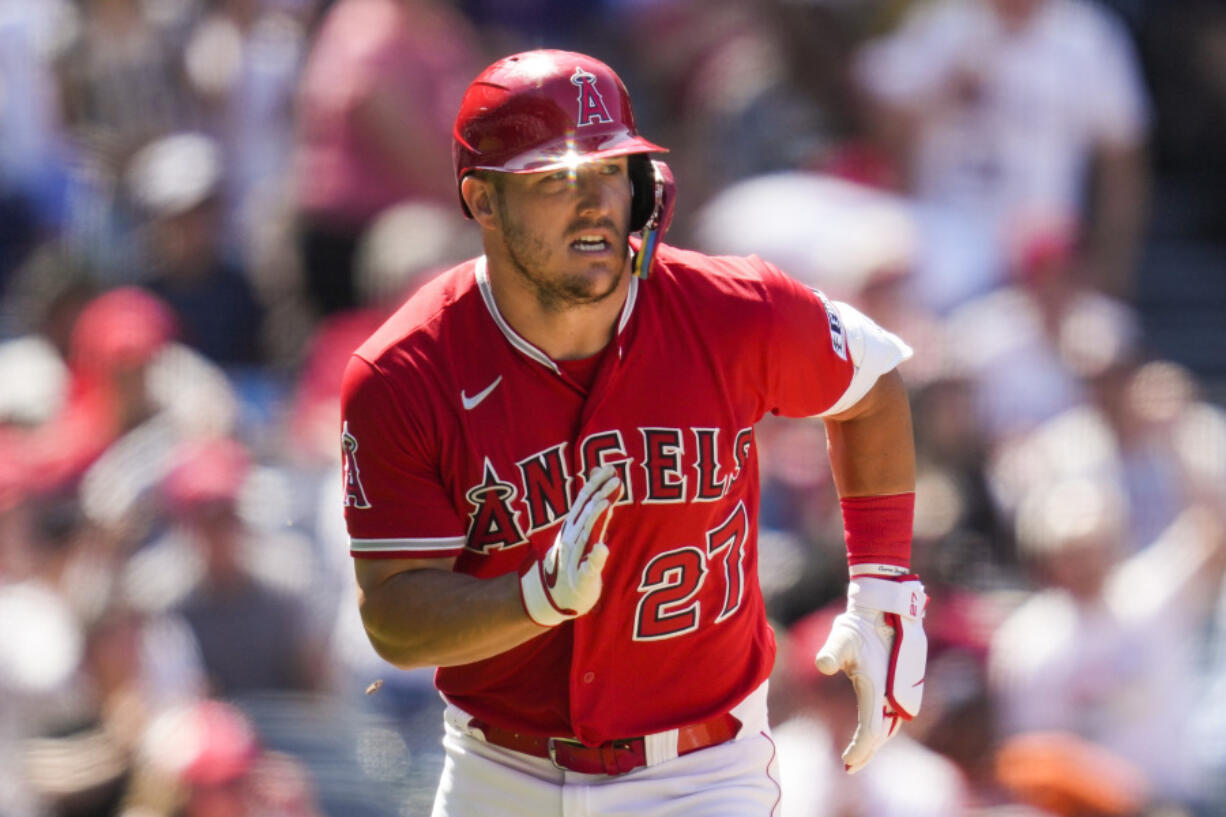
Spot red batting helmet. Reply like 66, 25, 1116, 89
452, 50, 667, 217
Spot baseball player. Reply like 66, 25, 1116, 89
341, 50, 927, 816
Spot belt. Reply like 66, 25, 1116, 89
467, 712, 742, 776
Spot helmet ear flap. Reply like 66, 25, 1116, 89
629, 158, 675, 279
629, 155, 656, 233
628, 157, 675, 236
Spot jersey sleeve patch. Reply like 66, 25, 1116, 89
814, 288, 848, 361
817, 299, 913, 417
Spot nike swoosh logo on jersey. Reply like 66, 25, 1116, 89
461, 376, 503, 410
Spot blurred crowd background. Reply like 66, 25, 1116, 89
1, 0, 1225, 815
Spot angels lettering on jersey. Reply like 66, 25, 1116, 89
345, 422, 755, 555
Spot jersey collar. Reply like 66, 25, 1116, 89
474, 256, 640, 373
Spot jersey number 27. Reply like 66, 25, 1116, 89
633, 501, 749, 640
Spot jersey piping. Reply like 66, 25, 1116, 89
474, 255, 641, 373
350, 535, 469, 554
617, 269, 639, 335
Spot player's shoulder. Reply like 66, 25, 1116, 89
352, 258, 480, 367
651, 242, 791, 303
647, 241, 809, 314
344, 259, 481, 416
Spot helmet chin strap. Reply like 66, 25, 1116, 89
631, 160, 675, 280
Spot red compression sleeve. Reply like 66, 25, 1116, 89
841, 492, 914, 570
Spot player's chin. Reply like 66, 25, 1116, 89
558, 266, 624, 305
570, 250, 627, 284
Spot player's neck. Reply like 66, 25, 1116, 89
485, 255, 629, 361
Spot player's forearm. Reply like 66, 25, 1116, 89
824, 369, 915, 498
358, 569, 545, 669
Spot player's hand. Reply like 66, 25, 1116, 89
519, 465, 621, 627
815, 575, 928, 774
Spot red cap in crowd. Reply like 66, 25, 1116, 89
161, 437, 250, 515
70, 287, 177, 375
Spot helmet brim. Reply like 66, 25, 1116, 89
467, 130, 667, 175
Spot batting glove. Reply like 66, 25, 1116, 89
815, 572, 928, 774
519, 465, 620, 627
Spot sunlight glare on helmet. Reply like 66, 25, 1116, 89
562, 149, 585, 180
537, 136, 601, 182
512, 51, 566, 83
559, 136, 586, 183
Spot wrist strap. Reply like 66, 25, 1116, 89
849, 563, 910, 578
849, 577, 927, 620
841, 492, 914, 570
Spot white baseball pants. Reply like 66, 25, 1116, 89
430, 683, 781, 817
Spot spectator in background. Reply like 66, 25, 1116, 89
58, 288, 239, 546
0, 0, 73, 290
158, 437, 322, 697
692, 171, 920, 306
54, 0, 193, 164
1, 491, 205, 817
292, 0, 481, 316
22, 598, 206, 816
126, 132, 265, 367
943, 219, 1102, 441
0, 493, 102, 817
181, 0, 311, 258
0, 286, 189, 502
123, 700, 323, 817
53, 0, 199, 278
957, 220, 1222, 552
988, 477, 1226, 810
609, 0, 838, 231
854, 0, 1150, 307
988, 339, 1200, 556
0, 244, 97, 440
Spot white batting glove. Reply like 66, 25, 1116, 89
519, 465, 621, 627
815, 572, 928, 774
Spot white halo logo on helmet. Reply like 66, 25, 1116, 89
571, 67, 614, 127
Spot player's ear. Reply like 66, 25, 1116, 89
461, 174, 498, 229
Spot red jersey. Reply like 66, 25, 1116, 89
340, 244, 855, 745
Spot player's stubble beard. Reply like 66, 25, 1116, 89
496, 198, 629, 313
